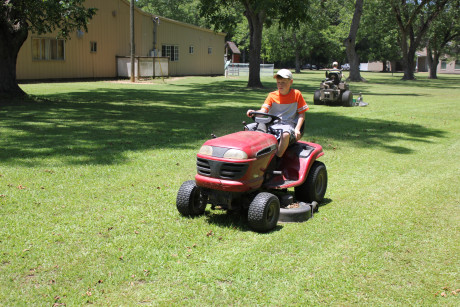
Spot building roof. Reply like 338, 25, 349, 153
152, 13, 226, 36
117, 0, 225, 36
226, 41, 241, 54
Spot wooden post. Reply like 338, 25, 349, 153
130, 0, 135, 82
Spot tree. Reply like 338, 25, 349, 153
0, 0, 96, 97
232, 17, 250, 63
200, 0, 310, 88
344, 0, 364, 81
317, 0, 350, 67
136, 0, 207, 28
389, 0, 450, 80
262, 23, 311, 72
425, 0, 460, 79
261, 0, 345, 72
359, 0, 400, 72
137, 0, 244, 41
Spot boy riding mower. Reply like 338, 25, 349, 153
176, 112, 327, 232
314, 70, 354, 107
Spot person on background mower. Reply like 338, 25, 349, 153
331, 61, 343, 78
327, 61, 343, 85
246, 69, 308, 159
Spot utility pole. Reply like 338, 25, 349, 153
130, 0, 135, 82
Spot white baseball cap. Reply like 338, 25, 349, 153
333, 61, 338, 66
275, 69, 293, 79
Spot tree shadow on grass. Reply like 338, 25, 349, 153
0, 80, 446, 166
361, 74, 460, 89
0, 83, 260, 166
305, 110, 445, 154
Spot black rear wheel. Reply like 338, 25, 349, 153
295, 161, 327, 203
247, 192, 280, 232
342, 90, 353, 107
313, 90, 323, 105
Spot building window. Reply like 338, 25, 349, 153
90, 41, 97, 53
455, 60, 460, 70
208, 47, 212, 54
441, 60, 447, 70
32, 38, 65, 60
162, 45, 179, 61
189, 45, 194, 54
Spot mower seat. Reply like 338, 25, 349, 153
328, 72, 341, 86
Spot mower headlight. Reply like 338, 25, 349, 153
223, 149, 248, 160
198, 145, 213, 156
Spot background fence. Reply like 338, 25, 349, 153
226, 63, 274, 77
117, 56, 169, 78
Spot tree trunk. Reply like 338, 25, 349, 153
344, 0, 364, 82
243, 2, 265, 88
429, 54, 439, 79
0, 22, 28, 97
398, 27, 416, 80
426, 45, 439, 79
402, 44, 417, 80
295, 51, 301, 73
293, 32, 301, 73
382, 60, 388, 72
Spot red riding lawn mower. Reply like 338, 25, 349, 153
176, 112, 327, 232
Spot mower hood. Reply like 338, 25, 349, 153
201, 131, 277, 159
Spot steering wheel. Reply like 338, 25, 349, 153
248, 111, 280, 125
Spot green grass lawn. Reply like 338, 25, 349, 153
0, 71, 459, 305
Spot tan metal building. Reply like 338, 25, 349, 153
16, 0, 226, 80
416, 48, 460, 74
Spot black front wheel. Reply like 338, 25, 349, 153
176, 180, 206, 216
247, 192, 280, 232
295, 161, 327, 203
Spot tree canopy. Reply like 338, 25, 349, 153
136, 0, 206, 28
358, 0, 400, 71
261, 0, 347, 72
0, 0, 96, 96
199, 0, 310, 87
